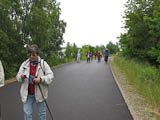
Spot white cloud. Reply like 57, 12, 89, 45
58, 0, 127, 47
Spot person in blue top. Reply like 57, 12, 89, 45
104, 49, 109, 63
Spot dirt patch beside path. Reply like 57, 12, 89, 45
109, 57, 160, 120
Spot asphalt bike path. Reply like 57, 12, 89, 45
0, 60, 133, 120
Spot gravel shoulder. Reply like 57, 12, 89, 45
109, 57, 160, 120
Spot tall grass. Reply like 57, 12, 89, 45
113, 56, 160, 105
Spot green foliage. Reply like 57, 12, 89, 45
0, 0, 27, 78
47, 53, 60, 66
106, 41, 119, 54
72, 43, 78, 60
113, 56, 160, 104
64, 42, 79, 61
22, 0, 66, 58
0, 0, 66, 79
120, 0, 160, 65
81, 45, 89, 60
65, 42, 72, 61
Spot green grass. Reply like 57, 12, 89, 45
113, 56, 160, 105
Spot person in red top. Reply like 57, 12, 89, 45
90, 52, 93, 61
28, 59, 38, 94
97, 52, 101, 62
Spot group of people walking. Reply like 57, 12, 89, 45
86, 49, 109, 63
86, 51, 100, 63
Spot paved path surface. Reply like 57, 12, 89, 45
0, 60, 133, 120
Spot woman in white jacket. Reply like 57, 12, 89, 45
16, 44, 54, 120
77, 50, 81, 63
0, 60, 4, 87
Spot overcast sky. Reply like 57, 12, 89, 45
58, 0, 127, 47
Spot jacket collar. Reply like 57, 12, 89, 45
24, 56, 41, 66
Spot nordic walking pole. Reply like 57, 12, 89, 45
38, 84, 54, 120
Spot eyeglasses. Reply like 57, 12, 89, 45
28, 53, 38, 57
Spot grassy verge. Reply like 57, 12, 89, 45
113, 56, 160, 106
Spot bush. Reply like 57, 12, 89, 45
47, 53, 60, 66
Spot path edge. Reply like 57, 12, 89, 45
109, 58, 135, 120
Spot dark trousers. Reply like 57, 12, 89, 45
87, 58, 90, 63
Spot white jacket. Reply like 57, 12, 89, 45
0, 60, 4, 87
16, 57, 54, 103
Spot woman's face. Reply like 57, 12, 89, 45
29, 52, 38, 62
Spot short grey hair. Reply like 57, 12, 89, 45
28, 44, 39, 55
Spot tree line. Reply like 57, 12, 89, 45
65, 42, 119, 61
119, 0, 160, 66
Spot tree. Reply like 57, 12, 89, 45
81, 45, 89, 60
22, 0, 66, 59
0, 0, 26, 78
65, 42, 72, 62
106, 41, 119, 54
0, 0, 66, 79
72, 43, 78, 60
119, 0, 160, 65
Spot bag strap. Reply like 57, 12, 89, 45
40, 59, 45, 75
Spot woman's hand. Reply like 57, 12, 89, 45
33, 77, 40, 83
